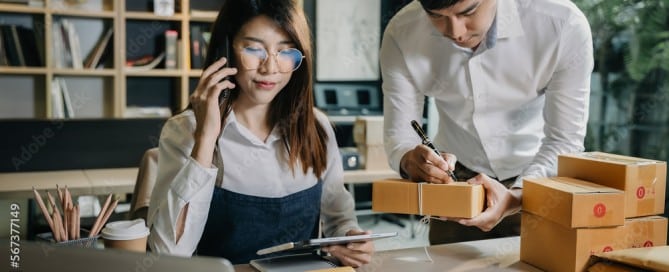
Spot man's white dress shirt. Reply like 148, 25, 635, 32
381, 0, 594, 187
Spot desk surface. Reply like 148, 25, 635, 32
0, 168, 399, 199
235, 236, 540, 272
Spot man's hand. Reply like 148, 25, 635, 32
400, 145, 457, 184
322, 230, 374, 268
453, 174, 522, 231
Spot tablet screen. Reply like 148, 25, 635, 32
257, 232, 398, 255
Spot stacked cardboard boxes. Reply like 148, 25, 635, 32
520, 152, 668, 272
353, 116, 389, 170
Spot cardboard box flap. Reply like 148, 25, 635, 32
567, 152, 662, 166
532, 177, 622, 194
552, 177, 624, 194
588, 246, 669, 271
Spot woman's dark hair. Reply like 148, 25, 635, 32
418, 0, 463, 10
205, 0, 328, 178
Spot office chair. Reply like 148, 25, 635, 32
129, 147, 159, 221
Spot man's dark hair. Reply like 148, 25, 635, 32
418, 0, 463, 10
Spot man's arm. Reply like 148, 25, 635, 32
515, 10, 594, 188
380, 27, 428, 173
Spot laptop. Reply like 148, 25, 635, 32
9, 240, 235, 272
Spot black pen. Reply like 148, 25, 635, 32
410, 120, 458, 181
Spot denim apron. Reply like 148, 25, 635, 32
196, 181, 323, 264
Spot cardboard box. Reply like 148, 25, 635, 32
372, 179, 485, 218
588, 245, 669, 271
523, 177, 625, 228
558, 152, 666, 218
353, 116, 384, 145
520, 213, 667, 272
357, 144, 390, 170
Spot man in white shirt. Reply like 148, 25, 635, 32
380, 0, 593, 244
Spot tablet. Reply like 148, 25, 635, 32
256, 232, 398, 255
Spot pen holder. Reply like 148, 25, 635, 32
36, 229, 100, 248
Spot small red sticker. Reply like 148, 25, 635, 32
644, 241, 653, 247
603, 246, 613, 252
636, 186, 646, 199
593, 203, 606, 218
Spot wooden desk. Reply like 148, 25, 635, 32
234, 236, 541, 272
0, 168, 399, 199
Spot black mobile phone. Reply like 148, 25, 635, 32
218, 36, 234, 105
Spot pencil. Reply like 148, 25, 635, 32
90, 193, 112, 237
32, 188, 55, 235
47, 191, 67, 241
92, 198, 118, 236
56, 184, 65, 211
75, 205, 80, 239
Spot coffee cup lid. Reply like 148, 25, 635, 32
101, 218, 150, 241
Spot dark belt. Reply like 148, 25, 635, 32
454, 162, 518, 188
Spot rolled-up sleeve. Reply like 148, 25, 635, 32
147, 114, 218, 256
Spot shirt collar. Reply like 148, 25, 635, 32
495, 0, 524, 39
223, 110, 281, 146
428, 0, 524, 50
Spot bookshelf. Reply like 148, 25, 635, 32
0, 0, 224, 119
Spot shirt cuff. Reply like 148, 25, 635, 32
170, 157, 218, 202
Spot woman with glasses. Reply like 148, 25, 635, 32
146, 0, 374, 266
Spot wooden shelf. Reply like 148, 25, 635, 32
0, 67, 47, 75
188, 15, 216, 23
0, 3, 46, 14
124, 11, 183, 21
188, 69, 203, 77
124, 69, 184, 77
0, 0, 244, 119
50, 9, 115, 18
51, 68, 116, 76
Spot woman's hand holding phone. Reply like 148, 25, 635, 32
189, 57, 237, 167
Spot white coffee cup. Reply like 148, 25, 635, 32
101, 218, 150, 252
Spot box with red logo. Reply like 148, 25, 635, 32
558, 152, 666, 218
523, 177, 625, 228
520, 213, 667, 272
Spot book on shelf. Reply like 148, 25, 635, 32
50, 78, 64, 118
0, 33, 7, 66
0, 25, 41, 67
190, 26, 206, 69
51, 77, 75, 119
126, 52, 165, 71
16, 25, 41, 66
164, 30, 178, 69
84, 27, 113, 69
53, 19, 83, 69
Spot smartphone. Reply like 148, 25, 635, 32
256, 232, 398, 255
217, 36, 234, 105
